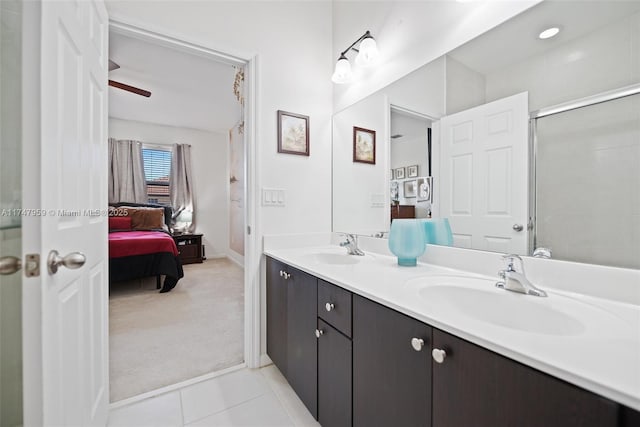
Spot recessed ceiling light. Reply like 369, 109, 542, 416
539, 27, 560, 40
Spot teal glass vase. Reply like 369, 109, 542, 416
388, 219, 426, 266
421, 218, 453, 246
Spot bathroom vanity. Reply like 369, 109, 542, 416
264, 246, 640, 427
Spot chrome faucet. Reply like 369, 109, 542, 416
339, 233, 365, 256
496, 254, 547, 297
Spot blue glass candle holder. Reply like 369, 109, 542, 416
421, 218, 453, 246
388, 219, 426, 266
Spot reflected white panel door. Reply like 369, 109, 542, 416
36, 0, 109, 425
439, 92, 528, 254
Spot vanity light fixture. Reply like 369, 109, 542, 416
331, 30, 379, 84
538, 27, 560, 39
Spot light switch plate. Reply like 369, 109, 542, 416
262, 188, 286, 206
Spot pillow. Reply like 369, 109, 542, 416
108, 216, 132, 231
125, 207, 165, 230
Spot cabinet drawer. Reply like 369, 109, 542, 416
178, 245, 198, 258
318, 280, 352, 337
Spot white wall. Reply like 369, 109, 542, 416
386, 56, 446, 118
484, 11, 640, 111
332, 0, 540, 111
109, 118, 230, 258
333, 92, 388, 234
445, 55, 486, 115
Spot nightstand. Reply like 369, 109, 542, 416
173, 233, 204, 264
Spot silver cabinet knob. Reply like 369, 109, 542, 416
279, 270, 284, 277
411, 338, 424, 351
0, 256, 22, 275
513, 224, 524, 232
315, 329, 324, 338
47, 250, 86, 275
432, 348, 447, 364
325, 302, 335, 312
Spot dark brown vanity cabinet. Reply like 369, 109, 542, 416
353, 295, 432, 427
317, 319, 352, 427
267, 257, 639, 427
266, 258, 318, 418
431, 329, 620, 427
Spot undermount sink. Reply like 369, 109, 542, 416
406, 275, 586, 336
305, 252, 372, 265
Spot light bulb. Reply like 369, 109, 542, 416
539, 27, 560, 39
355, 36, 379, 67
331, 56, 353, 84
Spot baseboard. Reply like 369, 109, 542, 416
109, 362, 247, 409
260, 353, 273, 367
227, 253, 245, 268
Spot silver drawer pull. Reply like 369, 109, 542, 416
411, 338, 424, 351
432, 348, 447, 364
325, 302, 335, 312
315, 329, 324, 338
279, 270, 291, 280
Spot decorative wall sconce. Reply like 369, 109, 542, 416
331, 30, 379, 84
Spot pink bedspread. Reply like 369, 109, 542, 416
109, 231, 179, 258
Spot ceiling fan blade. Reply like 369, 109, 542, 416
108, 80, 152, 98
108, 60, 120, 72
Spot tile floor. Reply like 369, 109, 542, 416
108, 366, 320, 427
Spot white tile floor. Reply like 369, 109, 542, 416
108, 366, 320, 427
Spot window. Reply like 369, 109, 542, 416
142, 147, 172, 205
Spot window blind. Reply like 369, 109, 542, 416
142, 147, 172, 205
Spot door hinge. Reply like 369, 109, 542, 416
25, 254, 40, 277
247, 226, 252, 235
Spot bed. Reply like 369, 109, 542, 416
108, 202, 184, 293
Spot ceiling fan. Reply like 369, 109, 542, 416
108, 60, 152, 98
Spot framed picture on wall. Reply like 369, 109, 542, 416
417, 177, 433, 202
407, 165, 419, 178
404, 180, 417, 198
394, 167, 405, 180
277, 110, 310, 156
353, 126, 376, 164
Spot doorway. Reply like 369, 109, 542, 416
107, 21, 256, 403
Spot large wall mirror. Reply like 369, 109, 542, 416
332, 0, 640, 269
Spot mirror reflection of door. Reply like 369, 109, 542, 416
390, 106, 433, 222
438, 92, 529, 254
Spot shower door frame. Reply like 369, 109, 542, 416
528, 82, 640, 255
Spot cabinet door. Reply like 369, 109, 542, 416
432, 329, 619, 427
287, 267, 318, 419
266, 257, 287, 376
318, 320, 352, 427
353, 295, 432, 427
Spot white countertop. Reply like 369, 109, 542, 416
264, 244, 640, 412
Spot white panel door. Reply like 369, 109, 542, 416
439, 92, 529, 254
37, 0, 109, 425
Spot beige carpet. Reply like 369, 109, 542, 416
109, 258, 244, 402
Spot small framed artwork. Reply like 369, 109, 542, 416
407, 165, 419, 178
404, 180, 417, 198
394, 167, 405, 180
417, 176, 433, 202
353, 126, 376, 164
277, 110, 309, 156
